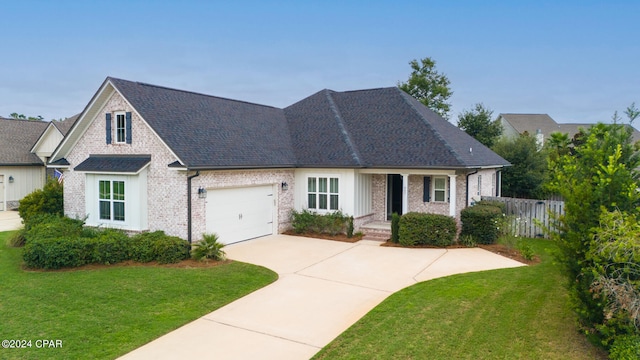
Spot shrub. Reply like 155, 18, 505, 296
130, 231, 190, 264
459, 234, 476, 247
460, 205, 502, 244
23, 236, 90, 269
18, 179, 63, 226
517, 242, 535, 261
290, 209, 349, 236
398, 212, 457, 247
6, 228, 27, 247
192, 233, 226, 261
609, 334, 640, 360
25, 214, 84, 241
391, 212, 400, 243
475, 200, 506, 213
92, 229, 130, 265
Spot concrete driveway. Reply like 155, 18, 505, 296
0, 210, 22, 232
120, 235, 524, 360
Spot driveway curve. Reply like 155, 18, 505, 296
119, 235, 524, 360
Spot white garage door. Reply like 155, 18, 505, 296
206, 185, 274, 245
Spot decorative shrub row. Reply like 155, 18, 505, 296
460, 204, 503, 244
22, 216, 190, 269
290, 209, 350, 236
398, 212, 457, 247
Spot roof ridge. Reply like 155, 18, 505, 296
397, 89, 466, 166
324, 90, 363, 166
107, 77, 280, 110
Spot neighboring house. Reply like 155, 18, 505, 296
31, 114, 79, 178
0, 117, 49, 210
498, 113, 640, 145
49, 77, 509, 244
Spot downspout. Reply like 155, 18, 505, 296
465, 169, 479, 207
187, 170, 200, 245
496, 169, 502, 197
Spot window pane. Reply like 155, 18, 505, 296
99, 201, 111, 220
330, 178, 338, 193
319, 194, 327, 209
435, 178, 445, 190
308, 194, 316, 209
319, 178, 327, 193
117, 114, 126, 142
308, 178, 316, 192
435, 190, 445, 202
113, 181, 125, 200
330, 194, 338, 210
99, 181, 110, 200
113, 202, 125, 221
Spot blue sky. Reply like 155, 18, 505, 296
1, 0, 638, 126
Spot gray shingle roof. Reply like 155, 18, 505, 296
106, 78, 508, 169
74, 155, 151, 173
109, 78, 297, 169
499, 114, 560, 137
0, 117, 48, 165
53, 114, 80, 136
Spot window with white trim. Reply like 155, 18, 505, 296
115, 112, 126, 143
433, 177, 447, 202
307, 176, 339, 210
99, 180, 125, 221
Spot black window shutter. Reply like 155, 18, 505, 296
105, 113, 112, 144
125, 112, 132, 144
423, 176, 431, 202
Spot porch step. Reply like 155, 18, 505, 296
360, 223, 392, 242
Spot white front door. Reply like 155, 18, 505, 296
206, 185, 274, 245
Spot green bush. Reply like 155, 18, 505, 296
25, 214, 84, 241
92, 229, 130, 265
391, 212, 400, 243
460, 205, 502, 244
609, 334, 640, 360
6, 228, 27, 247
290, 209, 349, 236
192, 233, 226, 261
23, 236, 90, 269
130, 231, 190, 264
18, 179, 64, 226
475, 200, 506, 213
398, 212, 457, 247
347, 216, 354, 238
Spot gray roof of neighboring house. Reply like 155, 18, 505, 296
0, 117, 48, 165
558, 123, 640, 143
499, 113, 560, 136
105, 77, 509, 169
53, 114, 80, 136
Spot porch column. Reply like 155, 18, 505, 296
448, 174, 457, 217
401, 173, 409, 215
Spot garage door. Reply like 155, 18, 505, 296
206, 185, 274, 245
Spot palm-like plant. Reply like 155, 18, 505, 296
191, 233, 226, 261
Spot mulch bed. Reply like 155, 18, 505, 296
282, 230, 363, 243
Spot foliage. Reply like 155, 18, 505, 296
9, 112, 44, 121
460, 204, 502, 244
398, 57, 453, 119
0, 231, 277, 360
22, 216, 190, 269
608, 334, 640, 360
6, 228, 27, 247
474, 199, 506, 213
492, 133, 548, 199
391, 212, 400, 243
130, 231, 190, 264
546, 122, 640, 348
18, 178, 64, 225
459, 234, 476, 247
290, 209, 350, 236
398, 212, 457, 247
346, 216, 354, 238
192, 233, 226, 261
457, 103, 502, 148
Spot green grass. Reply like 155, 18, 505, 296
314, 239, 607, 360
0, 231, 277, 360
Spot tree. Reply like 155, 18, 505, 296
9, 112, 44, 121
398, 57, 453, 119
457, 103, 502, 147
491, 134, 547, 199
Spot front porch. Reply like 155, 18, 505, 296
360, 221, 391, 241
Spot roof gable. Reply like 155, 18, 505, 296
499, 113, 560, 136
0, 117, 48, 165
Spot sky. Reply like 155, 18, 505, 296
1, 0, 638, 126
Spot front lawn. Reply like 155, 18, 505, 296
0, 231, 277, 360
314, 239, 607, 359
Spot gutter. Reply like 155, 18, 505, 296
187, 170, 200, 245
465, 168, 479, 207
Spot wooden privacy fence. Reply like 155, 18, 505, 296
481, 196, 565, 238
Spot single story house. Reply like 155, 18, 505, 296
0, 117, 49, 210
49, 77, 509, 244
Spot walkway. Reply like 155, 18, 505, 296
119, 235, 524, 360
